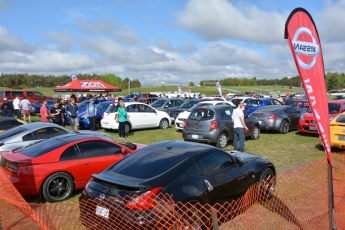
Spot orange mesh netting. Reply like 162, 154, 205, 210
1, 153, 345, 230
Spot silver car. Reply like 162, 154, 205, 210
0, 122, 116, 150
182, 105, 260, 148
250, 105, 304, 134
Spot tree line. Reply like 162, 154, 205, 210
197, 72, 345, 90
0, 73, 141, 89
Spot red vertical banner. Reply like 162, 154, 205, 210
285, 8, 332, 165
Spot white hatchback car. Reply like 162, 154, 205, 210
101, 102, 171, 133
174, 100, 234, 130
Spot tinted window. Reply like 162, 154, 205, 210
342, 104, 345, 112
151, 100, 165, 107
328, 103, 340, 114
20, 139, 66, 158
5, 92, 11, 96
33, 127, 68, 139
199, 151, 233, 175
0, 126, 27, 140
105, 104, 118, 113
27, 92, 33, 97
247, 100, 263, 106
12, 92, 24, 97
273, 99, 282, 105
220, 108, 232, 120
284, 107, 298, 114
96, 103, 110, 111
190, 109, 215, 121
139, 104, 155, 112
336, 115, 345, 123
78, 140, 122, 159
109, 148, 187, 179
60, 146, 78, 161
186, 163, 202, 176
176, 100, 184, 106
22, 133, 36, 141
35, 92, 44, 97
0, 91, 3, 97
165, 100, 174, 108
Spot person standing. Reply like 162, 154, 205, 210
20, 96, 31, 122
50, 101, 62, 126
13, 96, 21, 119
2, 98, 12, 117
277, 94, 284, 104
232, 101, 248, 152
86, 98, 97, 131
117, 99, 127, 139
40, 100, 50, 122
59, 101, 66, 127
66, 98, 79, 130
285, 95, 295, 106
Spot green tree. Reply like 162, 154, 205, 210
189, 81, 194, 86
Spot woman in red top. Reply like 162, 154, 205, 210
40, 100, 50, 122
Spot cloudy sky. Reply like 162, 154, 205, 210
0, 0, 344, 86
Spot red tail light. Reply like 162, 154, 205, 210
267, 114, 278, 120
114, 113, 118, 120
184, 119, 187, 128
125, 187, 163, 210
210, 121, 217, 130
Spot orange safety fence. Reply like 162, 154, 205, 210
1, 153, 345, 229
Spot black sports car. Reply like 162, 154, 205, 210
79, 141, 276, 229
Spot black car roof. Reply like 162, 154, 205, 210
0, 117, 18, 122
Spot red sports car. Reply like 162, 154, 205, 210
0, 134, 146, 202
298, 99, 345, 134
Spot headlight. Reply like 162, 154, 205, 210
300, 115, 304, 121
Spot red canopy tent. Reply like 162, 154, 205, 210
54, 80, 122, 92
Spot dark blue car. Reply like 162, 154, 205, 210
78, 101, 114, 129
31, 100, 55, 113
245, 98, 283, 114
65, 99, 113, 125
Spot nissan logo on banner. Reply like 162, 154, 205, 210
292, 27, 320, 70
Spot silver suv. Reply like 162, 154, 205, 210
182, 105, 260, 148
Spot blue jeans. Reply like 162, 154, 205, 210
233, 127, 245, 151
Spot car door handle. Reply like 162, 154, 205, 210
84, 163, 90, 166
204, 180, 214, 192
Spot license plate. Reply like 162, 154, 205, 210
103, 122, 109, 125
192, 134, 198, 139
179, 123, 184, 128
96, 206, 109, 219
309, 126, 317, 131
338, 136, 345, 141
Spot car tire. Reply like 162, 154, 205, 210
125, 122, 131, 134
159, 118, 169, 129
280, 120, 289, 134
42, 172, 74, 202
258, 168, 276, 201
178, 203, 206, 230
250, 126, 260, 139
216, 133, 228, 148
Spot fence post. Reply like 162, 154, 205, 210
211, 208, 219, 230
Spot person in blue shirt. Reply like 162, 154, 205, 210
117, 98, 127, 139
86, 98, 97, 131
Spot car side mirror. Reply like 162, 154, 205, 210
235, 157, 243, 167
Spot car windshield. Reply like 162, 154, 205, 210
78, 100, 89, 110
104, 104, 118, 113
179, 100, 199, 109
96, 103, 109, 111
188, 103, 213, 112
107, 148, 187, 179
247, 99, 263, 106
19, 138, 67, 158
335, 114, 345, 123
151, 100, 165, 107
328, 103, 341, 114
189, 109, 215, 120
0, 126, 28, 141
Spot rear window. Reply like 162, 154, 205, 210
336, 115, 345, 123
189, 109, 215, 120
329, 103, 340, 114
188, 103, 213, 112
108, 149, 186, 178
19, 138, 66, 158
180, 100, 199, 109
78, 100, 89, 110
105, 104, 118, 113
247, 99, 263, 106
0, 126, 28, 140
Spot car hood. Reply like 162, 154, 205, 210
177, 111, 191, 119
171, 108, 189, 113
303, 112, 337, 120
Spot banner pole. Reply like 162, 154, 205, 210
328, 161, 336, 230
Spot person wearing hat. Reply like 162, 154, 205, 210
86, 98, 97, 131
